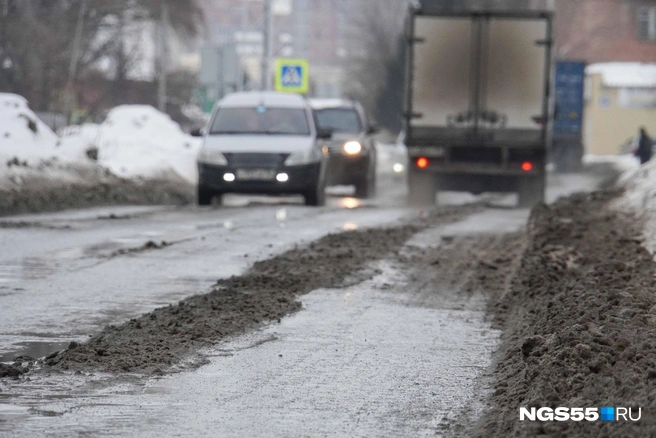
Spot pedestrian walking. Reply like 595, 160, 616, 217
636, 127, 653, 165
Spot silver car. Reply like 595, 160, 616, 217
196, 92, 331, 206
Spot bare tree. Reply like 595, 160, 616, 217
343, 0, 410, 133
0, 0, 204, 116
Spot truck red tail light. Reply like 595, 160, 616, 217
416, 157, 429, 169
522, 162, 534, 172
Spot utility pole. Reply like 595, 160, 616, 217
261, 0, 274, 90
158, 1, 169, 113
64, 0, 87, 123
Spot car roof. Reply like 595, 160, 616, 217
220, 92, 308, 109
308, 98, 358, 110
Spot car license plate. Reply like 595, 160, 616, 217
236, 169, 276, 181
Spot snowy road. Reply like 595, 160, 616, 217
0, 167, 615, 436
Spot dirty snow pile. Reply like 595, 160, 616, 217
92, 105, 201, 184
57, 123, 102, 162
584, 154, 639, 174
0, 93, 202, 185
618, 157, 656, 255
0, 93, 59, 165
619, 156, 656, 208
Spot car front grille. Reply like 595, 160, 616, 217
224, 153, 290, 168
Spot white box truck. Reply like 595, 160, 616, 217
404, 5, 553, 207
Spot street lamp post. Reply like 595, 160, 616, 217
262, 0, 274, 90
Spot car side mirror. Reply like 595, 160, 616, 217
317, 128, 333, 140
368, 125, 381, 135
190, 128, 204, 137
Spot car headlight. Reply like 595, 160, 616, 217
285, 149, 321, 166
343, 141, 363, 156
198, 149, 228, 166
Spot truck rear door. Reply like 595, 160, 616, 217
409, 12, 551, 139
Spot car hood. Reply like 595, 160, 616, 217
202, 135, 315, 154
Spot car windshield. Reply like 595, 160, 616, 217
209, 107, 310, 136
314, 108, 362, 134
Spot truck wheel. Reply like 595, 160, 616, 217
518, 175, 546, 208
355, 168, 376, 199
198, 187, 214, 206
408, 169, 437, 206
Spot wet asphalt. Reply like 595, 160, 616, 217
0, 168, 610, 436
0, 180, 409, 362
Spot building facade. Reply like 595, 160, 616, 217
584, 63, 656, 155
555, 0, 656, 63
553, 0, 656, 155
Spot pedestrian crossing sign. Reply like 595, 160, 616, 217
275, 58, 310, 94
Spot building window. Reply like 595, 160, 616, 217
637, 7, 656, 41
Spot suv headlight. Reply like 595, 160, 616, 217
343, 141, 363, 156
285, 149, 321, 166
198, 149, 228, 166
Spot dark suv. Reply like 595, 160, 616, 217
310, 99, 378, 198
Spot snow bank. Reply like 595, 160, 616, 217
584, 154, 639, 175
96, 105, 201, 183
2, 96, 201, 190
620, 158, 656, 207
618, 157, 656, 256
0, 93, 59, 164
57, 124, 101, 162
57, 105, 202, 183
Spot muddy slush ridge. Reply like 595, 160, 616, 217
25, 206, 474, 376
0, 172, 193, 217
474, 189, 656, 437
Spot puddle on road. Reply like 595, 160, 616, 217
0, 238, 164, 285
0, 340, 71, 362
0, 258, 57, 284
